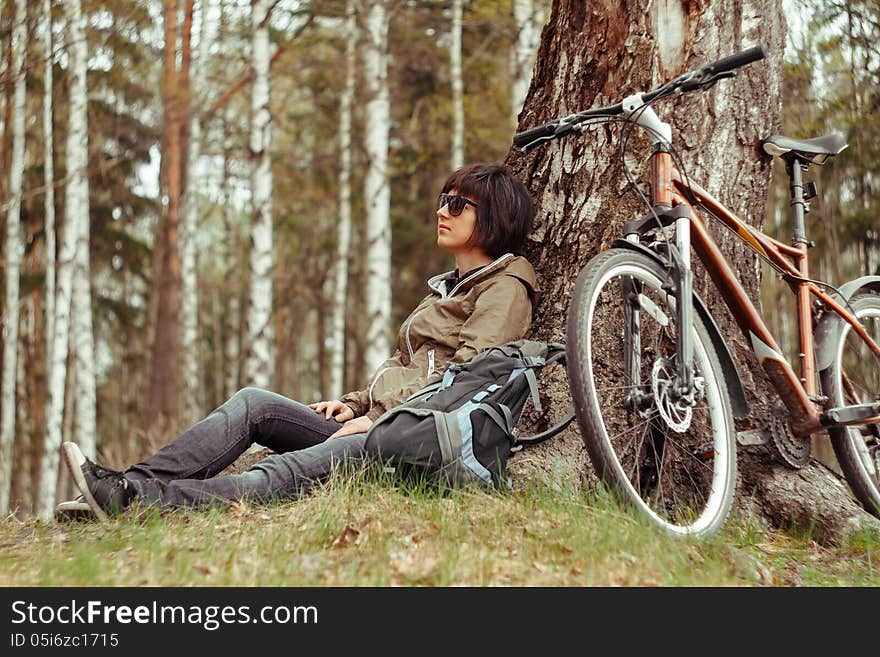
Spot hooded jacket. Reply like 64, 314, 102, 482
340, 253, 540, 421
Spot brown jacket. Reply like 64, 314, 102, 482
340, 253, 540, 421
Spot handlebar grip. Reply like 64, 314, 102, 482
707, 44, 767, 74
513, 121, 558, 148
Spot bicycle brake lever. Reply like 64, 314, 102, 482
519, 135, 556, 153
519, 124, 583, 153
698, 71, 736, 91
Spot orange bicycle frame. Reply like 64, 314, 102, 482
648, 150, 880, 436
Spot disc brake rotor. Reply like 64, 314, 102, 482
652, 358, 693, 433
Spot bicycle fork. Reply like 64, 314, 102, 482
623, 212, 698, 406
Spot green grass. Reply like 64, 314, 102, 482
2, 470, 878, 587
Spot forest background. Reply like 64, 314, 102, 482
0, 0, 876, 521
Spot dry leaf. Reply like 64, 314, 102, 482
331, 525, 360, 549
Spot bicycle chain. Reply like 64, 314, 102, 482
768, 403, 811, 468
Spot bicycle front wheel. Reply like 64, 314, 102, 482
566, 248, 736, 539
821, 292, 880, 518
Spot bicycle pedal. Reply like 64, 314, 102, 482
736, 429, 768, 446
821, 402, 880, 427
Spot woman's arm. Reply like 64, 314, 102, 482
338, 350, 406, 417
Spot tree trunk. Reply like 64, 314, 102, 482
245, 0, 275, 389
39, 0, 85, 519
362, 0, 392, 374
450, 0, 464, 170
511, 0, 541, 122
180, 0, 209, 426
0, 0, 27, 514
329, 0, 357, 399
507, 0, 879, 543
70, 0, 96, 461
145, 0, 187, 439
222, 109, 240, 398
43, 0, 56, 383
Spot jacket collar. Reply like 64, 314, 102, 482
426, 253, 515, 299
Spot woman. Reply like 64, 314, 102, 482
61, 162, 539, 519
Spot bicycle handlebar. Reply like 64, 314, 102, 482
513, 45, 767, 152
706, 45, 767, 76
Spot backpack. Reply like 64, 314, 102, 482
363, 339, 574, 488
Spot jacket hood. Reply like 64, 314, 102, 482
426, 253, 540, 304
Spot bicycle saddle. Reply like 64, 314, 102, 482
760, 133, 848, 163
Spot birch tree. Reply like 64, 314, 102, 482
330, 0, 358, 398
43, 0, 56, 384
362, 0, 392, 373
222, 109, 240, 398
180, 0, 211, 424
0, 0, 28, 514
39, 0, 89, 519
450, 0, 464, 170
245, 0, 275, 389
511, 0, 541, 121
70, 0, 96, 464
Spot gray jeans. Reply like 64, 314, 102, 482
123, 387, 368, 509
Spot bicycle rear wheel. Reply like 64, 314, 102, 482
821, 292, 880, 518
566, 248, 736, 539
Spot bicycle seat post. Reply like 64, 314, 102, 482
786, 157, 821, 394
787, 158, 811, 248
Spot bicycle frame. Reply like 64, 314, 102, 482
647, 149, 880, 436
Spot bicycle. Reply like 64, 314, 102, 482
513, 46, 880, 539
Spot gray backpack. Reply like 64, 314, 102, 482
363, 340, 574, 488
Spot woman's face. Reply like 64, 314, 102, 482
436, 189, 480, 254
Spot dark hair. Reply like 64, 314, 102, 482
441, 162, 535, 258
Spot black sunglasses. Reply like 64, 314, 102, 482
437, 193, 478, 217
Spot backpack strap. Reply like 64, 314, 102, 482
511, 406, 576, 447
475, 402, 514, 437
508, 366, 542, 412
510, 345, 572, 447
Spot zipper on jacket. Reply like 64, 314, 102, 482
448, 253, 513, 298
427, 349, 435, 376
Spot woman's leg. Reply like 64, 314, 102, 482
129, 433, 369, 510
124, 387, 343, 485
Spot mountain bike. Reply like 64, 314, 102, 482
513, 46, 880, 539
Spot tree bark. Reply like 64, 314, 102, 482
362, 0, 392, 374
180, 0, 209, 426
39, 0, 86, 519
245, 0, 276, 389
145, 0, 190, 439
43, 0, 56, 383
511, 0, 542, 122
70, 0, 96, 462
450, 0, 464, 170
506, 0, 879, 543
0, 0, 27, 514
329, 0, 357, 399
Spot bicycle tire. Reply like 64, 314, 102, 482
821, 292, 880, 518
566, 248, 737, 538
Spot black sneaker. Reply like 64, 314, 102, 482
62, 442, 135, 521
54, 496, 94, 522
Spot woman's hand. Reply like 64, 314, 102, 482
308, 400, 355, 423
327, 416, 373, 440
